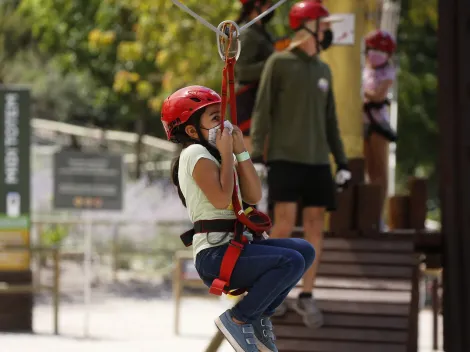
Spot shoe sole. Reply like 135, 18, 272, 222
214, 317, 247, 352
290, 303, 324, 329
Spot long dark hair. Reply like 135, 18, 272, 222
170, 108, 221, 207
236, 0, 269, 25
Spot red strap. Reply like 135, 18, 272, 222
228, 58, 237, 126
208, 23, 271, 297
209, 240, 244, 296
220, 57, 237, 132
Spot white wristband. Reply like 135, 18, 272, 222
236, 151, 250, 163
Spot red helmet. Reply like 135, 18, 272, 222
161, 85, 221, 141
365, 30, 396, 54
289, 0, 332, 30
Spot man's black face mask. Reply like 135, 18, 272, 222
320, 29, 334, 50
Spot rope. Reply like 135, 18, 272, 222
169, 1, 290, 130
218, 22, 239, 132
170, 0, 227, 38
171, 0, 289, 36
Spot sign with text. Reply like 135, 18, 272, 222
332, 13, 356, 46
0, 86, 31, 270
53, 151, 124, 211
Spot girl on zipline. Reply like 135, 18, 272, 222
161, 85, 315, 352
362, 29, 397, 228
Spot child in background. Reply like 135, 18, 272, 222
362, 29, 397, 228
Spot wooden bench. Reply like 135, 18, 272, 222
272, 236, 420, 352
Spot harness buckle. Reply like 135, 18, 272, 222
209, 278, 227, 296
229, 240, 244, 250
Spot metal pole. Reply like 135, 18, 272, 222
53, 247, 60, 335
83, 217, 92, 338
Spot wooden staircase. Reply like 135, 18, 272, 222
272, 236, 420, 352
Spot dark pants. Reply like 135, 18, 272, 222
195, 238, 315, 323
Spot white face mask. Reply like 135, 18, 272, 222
367, 49, 389, 67
208, 120, 233, 147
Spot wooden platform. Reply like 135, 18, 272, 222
272, 236, 420, 352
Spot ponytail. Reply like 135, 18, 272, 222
171, 156, 186, 207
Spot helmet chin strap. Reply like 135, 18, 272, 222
298, 19, 322, 54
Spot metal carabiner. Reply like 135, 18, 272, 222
217, 20, 241, 61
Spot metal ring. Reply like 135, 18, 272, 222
216, 20, 241, 61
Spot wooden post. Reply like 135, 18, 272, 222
407, 262, 421, 352
408, 177, 428, 230
356, 184, 382, 234
388, 195, 410, 230
204, 330, 225, 352
173, 254, 183, 336
438, 0, 470, 350
432, 277, 439, 350
112, 232, 119, 283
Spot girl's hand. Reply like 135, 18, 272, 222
216, 128, 233, 159
232, 126, 246, 154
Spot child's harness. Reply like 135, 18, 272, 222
363, 99, 398, 142
180, 172, 272, 296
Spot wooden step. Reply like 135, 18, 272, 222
319, 238, 414, 253
275, 339, 406, 352
317, 263, 414, 279
287, 287, 411, 303
276, 298, 410, 316
311, 277, 412, 291
273, 311, 409, 330
275, 326, 408, 343
320, 251, 417, 266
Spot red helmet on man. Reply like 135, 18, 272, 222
365, 29, 396, 54
161, 86, 221, 141
289, 0, 339, 31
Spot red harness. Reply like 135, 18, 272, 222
180, 23, 273, 296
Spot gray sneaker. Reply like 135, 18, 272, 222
271, 301, 288, 317
291, 296, 324, 328
253, 316, 278, 352
215, 310, 259, 352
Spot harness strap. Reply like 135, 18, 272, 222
209, 221, 246, 296
363, 99, 397, 142
180, 219, 237, 247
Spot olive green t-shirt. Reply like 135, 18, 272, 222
250, 48, 347, 166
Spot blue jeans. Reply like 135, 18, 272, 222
195, 238, 315, 323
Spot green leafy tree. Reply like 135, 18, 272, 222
19, 0, 240, 177
0, 0, 34, 82
396, 0, 438, 202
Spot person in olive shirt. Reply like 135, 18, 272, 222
250, 0, 351, 329
235, 0, 275, 153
